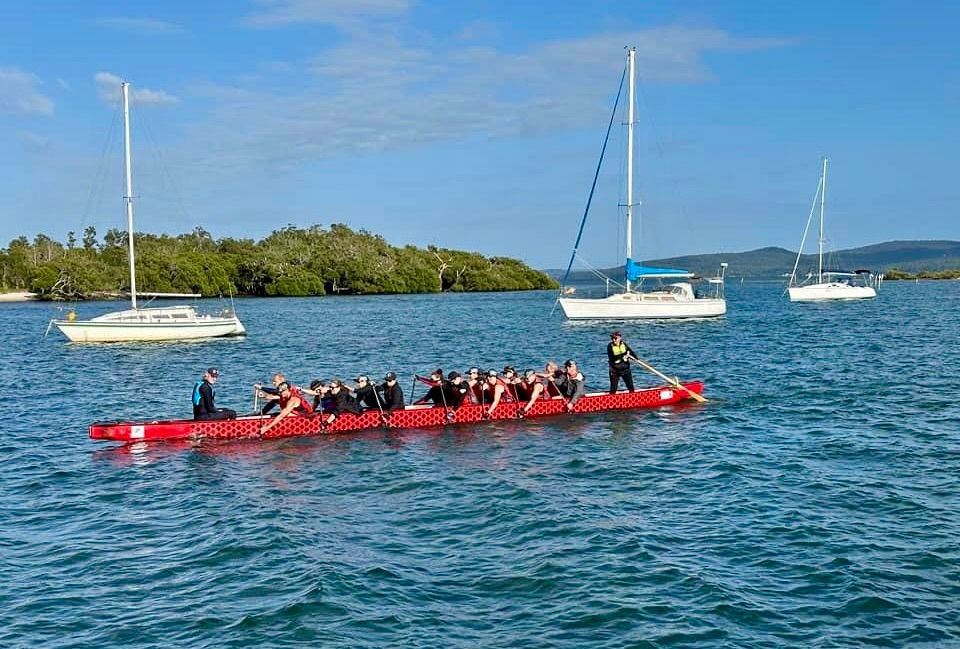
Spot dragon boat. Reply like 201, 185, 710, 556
90, 382, 705, 443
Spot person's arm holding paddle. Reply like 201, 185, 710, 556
625, 354, 708, 403
483, 371, 506, 417
259, 382, 302, 435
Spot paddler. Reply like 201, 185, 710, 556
560, 359, 586, 412
378, 372, 405, 416
482, 369, 513, 417
443, 371, 469, 407
517, 369, 545, 417
255, 372, 286, 414
465, 367, 484, 404
192, 367, 237, 420
539, 360, 564, 397
606, 331, 636, 393
324, 378, 361, 424
414, 368, 446, 406
353, 375, 383, 411
259, 381, 314, 436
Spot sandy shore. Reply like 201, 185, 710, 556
0, 291, 37, 302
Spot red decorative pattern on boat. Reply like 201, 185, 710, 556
89, 382, 704, 443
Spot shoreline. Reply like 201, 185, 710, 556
0, 291, 37, 303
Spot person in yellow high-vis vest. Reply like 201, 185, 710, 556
606, 331, 636, 393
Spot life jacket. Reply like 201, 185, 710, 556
544, 371, 564, 397
192, 380, 204, 407
280, 386, 314, 414
517, 379, 541, 401
610, 341, 630, 366
485, 379, 515, 403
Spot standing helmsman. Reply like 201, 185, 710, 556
193, 367, 237, 420
606, 331, 636, 393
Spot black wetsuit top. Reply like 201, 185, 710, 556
378, 383, 405, 412
193, 380, 217, 419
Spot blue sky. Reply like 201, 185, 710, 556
1, 0, 957, 268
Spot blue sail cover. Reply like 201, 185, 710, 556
625, 258, 694, 281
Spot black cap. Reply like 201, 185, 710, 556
309, 379, 323, 390
447, 371, 460, 380
502, 365, 515, 374
431, 368, 443, 378
610, 330, 622, 338
384, 371, 397, 381
277, 381, 291, 391
207, 367, 220, 377
564, 359, 576, 367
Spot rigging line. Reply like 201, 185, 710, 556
559, 66, 626, 288
573, 253, 626, 290
79, 106, 121, 233
788, 173, 823, 288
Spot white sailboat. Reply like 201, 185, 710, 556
53, 81, 246, 343
787, 158, 879, 302
557, 47, 727, 320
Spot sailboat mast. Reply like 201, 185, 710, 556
625, 46, 636, 293
121, 81, 138, 310
818, 157, 827, 284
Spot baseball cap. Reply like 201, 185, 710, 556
431, 368, 443, 378
610, 330, 622, 338
486, 369, 498, 377
502, 365, 515, 374
309, 379, 324, 390
277, 381, 291, 391
447, 371, 460, 380
207, 367, 220, 377
384, 371, 397, 381
564, 359, 576, 368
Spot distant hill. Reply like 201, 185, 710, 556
546, 240, 960, 280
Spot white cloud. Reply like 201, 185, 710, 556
96, 17, 185, 34
180, 25, 787, 171
94, 72, 180, 106
18, 130, 51, 152
244, 0, 410, 28
0, 67, 54, 116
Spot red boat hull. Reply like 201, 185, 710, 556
89, 382, 704, 443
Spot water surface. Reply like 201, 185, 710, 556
1, 281, 958, 647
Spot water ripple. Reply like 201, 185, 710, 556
1, 283, 959, 646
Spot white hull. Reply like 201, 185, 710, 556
53, 306, 246, 342
788, 283, 876, 302
558, 293, 726, 319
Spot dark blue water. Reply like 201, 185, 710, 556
1, 281, 958, 647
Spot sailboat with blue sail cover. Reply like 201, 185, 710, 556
557, 47, 727, 320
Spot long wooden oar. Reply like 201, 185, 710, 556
627, 355, 708, 403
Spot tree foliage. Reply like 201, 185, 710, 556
1, 224, 558, 299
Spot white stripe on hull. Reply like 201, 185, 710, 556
788, 284, 876, 302
558, 296, 726, 319
54, 318, 246, 342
